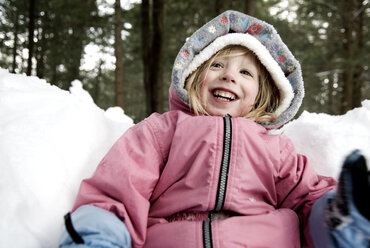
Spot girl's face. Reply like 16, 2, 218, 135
199, 53, 260, 117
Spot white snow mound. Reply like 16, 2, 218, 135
0, 69, 133, 247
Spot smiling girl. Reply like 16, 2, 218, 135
59, 10, 369, 248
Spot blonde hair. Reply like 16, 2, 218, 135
185, 45, 280, 123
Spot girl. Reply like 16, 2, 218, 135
59, 10, 369, 248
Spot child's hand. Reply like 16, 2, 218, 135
326, 150, 369, 230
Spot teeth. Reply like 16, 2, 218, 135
213, 90, 236, 101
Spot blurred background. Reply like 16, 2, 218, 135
0, 0, 369, 123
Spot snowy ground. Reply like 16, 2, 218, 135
0, 68, 369, 247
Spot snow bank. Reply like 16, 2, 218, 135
0, 69, 133, 247
277, 101, 370, 179
0, 68, 368, 247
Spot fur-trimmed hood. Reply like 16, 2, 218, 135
170, 10, 304, 128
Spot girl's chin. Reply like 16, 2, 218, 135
206, 108, 235, 117
205, 105, 251, 117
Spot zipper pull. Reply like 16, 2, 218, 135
209, 211, 215, 221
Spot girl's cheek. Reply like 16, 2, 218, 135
198, 85, 206, 103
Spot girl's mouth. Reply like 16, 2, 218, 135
212, 89, 237, 102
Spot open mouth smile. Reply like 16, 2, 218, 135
212, 89, 237, 102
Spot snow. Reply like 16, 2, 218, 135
0, 68, 369, 247
276, 104, 370, 178
0, 68, 133, 247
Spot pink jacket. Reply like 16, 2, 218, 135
73, 89, 336, 248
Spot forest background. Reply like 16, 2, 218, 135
0, 0, 369, 123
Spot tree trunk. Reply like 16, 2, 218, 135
327, 77, 334, 114
64, 30, 83, 89
340, 0, 364, 113
142, 0, 164, 115
93, 59, 104, 105
36, 16, 46, 79
151, 0, 164, 113
215, 0, 226, 15
352, 0, 364, 108
141, 0, 153, 116
12, 12, 19, 73
245, 0, 256, 16
26, 0, 36, 75
114, 0, 124, 108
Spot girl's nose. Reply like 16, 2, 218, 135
221, 72, 236, 83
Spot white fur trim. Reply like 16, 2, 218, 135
182, 33, 294, 117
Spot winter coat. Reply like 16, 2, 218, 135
64, 11, 338, 248
71, 88, 336, 248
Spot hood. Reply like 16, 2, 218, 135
170, 10, 304, 128
169, 84, 193, 115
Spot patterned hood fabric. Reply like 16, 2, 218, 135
171, 10, 304, 128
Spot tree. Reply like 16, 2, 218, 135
35, 8, 47, 78
244, 0, 257, 16
215, 0, 226, 14
0, 0, 100, 88
340, 0, 366, 113
114, 0, 125, 108
141, 0, 152, 115
141, 0, 165, 115
11, 6, 20, 73
293, 0, 369, 115
152, 0, 165, 113
26, 0, 36, 75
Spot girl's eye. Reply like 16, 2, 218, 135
240, 70, 252, 77
211, 62, 223, 68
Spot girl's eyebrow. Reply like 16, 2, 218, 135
214, 57, 226, 62
241, 61, 257, 69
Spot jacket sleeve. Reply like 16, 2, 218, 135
275, 136, 337, 248
59, 205, 132, 247
69, 113, 173, 247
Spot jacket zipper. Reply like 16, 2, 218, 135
203, 114, 232, 248
203, 214, 213, 248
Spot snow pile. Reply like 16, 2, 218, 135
277, 101, 370, 179
0, 69, 133, 247
0, 68, 368, 247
